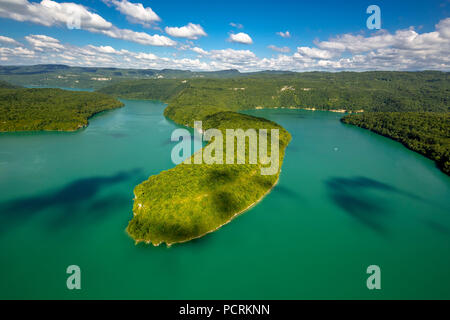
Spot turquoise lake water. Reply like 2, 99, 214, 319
0, 99, 449, 299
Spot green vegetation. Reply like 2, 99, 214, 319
2, 67, 448, 244
121, 79, 293, 245
3, 65, 448, 107
0, 80, 20, 89
128, 112, 291, 246
102, 80, 294, 245
0, 64, 241, 89
99, 72, 449, 120
96, 71, 449, 244
342, 112, 450, 175
97, 79, 189, 100
0, 87, 123, 132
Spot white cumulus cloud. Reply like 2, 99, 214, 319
228, 32, 253, 44
191, 47, 209, 55
0, 0, 175, 46
165, 23, 207, 40
268, 45, 290, 53
25, 34, 65, 51
209, 48, 257, 65
230, 22, 243, 29
296, 47, 338, 59
276, 31, 291, 38
103, 0, 161, 27
0, 35, 21, 46
1, 17, 450, 72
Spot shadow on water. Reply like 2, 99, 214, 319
0, 168, 142, 233
286, 144, 300, 153
325, 176, 424, 234
48, 193, 132, 229
109, 133, 128, 139
160, 134, 202, 147
273, 184, 301, 199
423, 220, 450, 236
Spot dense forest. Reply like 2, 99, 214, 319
0, 80, 19, 89
98, 79, 189, 100
0, 87, 123, 132
342, 112, 450, 175
128, 111, 291, 246
100, 71, 450, 179
0, 64, 241, 89
99, 72, 449, 126
99, 73, 449, 180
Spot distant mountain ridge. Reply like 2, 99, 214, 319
0, 64, 448, 91
0, 64, 246, 89
0, 64, 242, 77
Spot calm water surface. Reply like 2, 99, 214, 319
0, 100, 449, 299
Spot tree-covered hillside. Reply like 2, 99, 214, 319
342, 112, 450, 174
0, 64, 242, 89
99, 72, 449, 122
97, 79, 189, 100
0, 80, 20, 89
99, 72, 450, 176
0, 87, 123, 132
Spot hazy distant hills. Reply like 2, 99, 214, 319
0, 64, 448, 92
0, 64, 246, 89
0, 64, 243, 77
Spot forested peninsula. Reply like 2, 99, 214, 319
98, 71, 449, 245
342, 112, 450, 175
0, 86, 123, 132
110, 81, 293, 246
129, 113, 290, 246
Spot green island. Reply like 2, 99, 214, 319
0, 86, 123, 132
342, 112, 450, 175
97, 71, 449, 245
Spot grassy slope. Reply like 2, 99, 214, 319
0, 87, 124, 132
342, 112, 450, 175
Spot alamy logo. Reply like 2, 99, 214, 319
366, 5, 381, 30
67, 10, 81, 30
171, 121, 280, 175
66, 265, 81, 290
366, 265, 381, 290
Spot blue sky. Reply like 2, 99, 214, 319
0, 0, 449, 71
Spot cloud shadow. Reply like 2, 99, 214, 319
0, 168, 142, 233
324, 176, 419, 234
